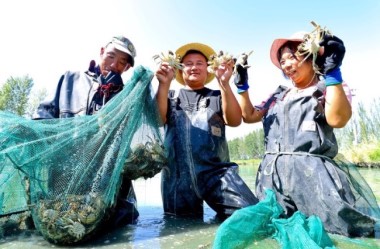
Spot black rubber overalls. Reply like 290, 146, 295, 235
162, 88, 258, 218
255, 84, 377, 236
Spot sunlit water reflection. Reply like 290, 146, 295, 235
1, 164, 380, 248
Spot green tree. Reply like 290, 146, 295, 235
243, 133, 257, 158
228, 128, 265, 160
228, 138, 239, 160
0, 75, 34, 116
24, 88, 48, 118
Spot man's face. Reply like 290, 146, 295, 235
99, 44, 131, 77
181, 53, 208, 87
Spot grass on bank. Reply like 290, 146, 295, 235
234, 141, 380, 168
235, 159, 261, 166
341, 141, 380, 167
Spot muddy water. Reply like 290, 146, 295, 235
1, 165, 380, 249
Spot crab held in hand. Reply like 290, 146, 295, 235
233, 50, 253, 75
296, 21, 332, 74
207, 50, 234, 74
153, 51, 184, 70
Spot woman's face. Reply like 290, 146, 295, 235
181, 53, 208, 89
279, 46, 315, 88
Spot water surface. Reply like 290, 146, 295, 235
1, 164, 380, 249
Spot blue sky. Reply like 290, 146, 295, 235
1, 0, 379, 139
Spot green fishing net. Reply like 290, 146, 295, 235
0, 65, 166, 244
213, 187, 380, 249
213, 189, 335, 249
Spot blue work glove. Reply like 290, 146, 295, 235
234, 63, 250, 93
316, 34, 345, 86
317, 34, 346, 74
323, 68, 343, 86
100, 71, 123, 86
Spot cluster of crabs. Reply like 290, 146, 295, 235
152, 49, 254, 76
152, 21, 332, 77
123, 136, 168, 180
35, 193, 105, 244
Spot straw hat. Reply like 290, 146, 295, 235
175, 42, 216, 85
269, 31, 307, 69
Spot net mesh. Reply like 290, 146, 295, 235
213, 155, 380, 249
0, 65, 166, 244
213, 189, 335, 249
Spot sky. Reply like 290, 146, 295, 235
1, 0, 379, 140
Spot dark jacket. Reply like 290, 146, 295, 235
33, 70, 123, 119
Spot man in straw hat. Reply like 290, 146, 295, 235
155, 42, 258, 219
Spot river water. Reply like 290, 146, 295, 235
1, 164, 380, 249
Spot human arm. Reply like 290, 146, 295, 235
238, 91, 264, 123
214, 60, 242, 127
317, 35, 352, 127
324, 75, 352, 128
155, 62, 175, 124
232, 58, 264, 123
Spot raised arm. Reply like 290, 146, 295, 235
238, 91, 264, 123
232, 54, 263, 124
318, 35, 352, 128
324, 73, 352, 127
155, 63, 175, 125
214, 59, 242, 127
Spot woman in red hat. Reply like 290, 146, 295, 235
233, 30, 380, 237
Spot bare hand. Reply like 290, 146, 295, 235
155, 62, 175, 86
215, 59, 234, 86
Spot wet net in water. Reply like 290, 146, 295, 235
0, 65, 166, 244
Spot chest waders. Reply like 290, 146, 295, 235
162, 88, 258, 218
256, 85, 377, 237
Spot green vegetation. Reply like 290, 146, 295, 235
0, 75, 47, 118
228, 129, 264, 160
234, 158, 261, 166
336, 98, 380, 166
0, 75, 34, 116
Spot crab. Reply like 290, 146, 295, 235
64, 218, 86, 240
295, 21, 332, 74
40, 208, 61, 233
233, 50, 253, 75
123, 135, 168, 179
207, 50, 234, 74
41, 209, 59, 224
146, 136, 166, 162
77, 194, 105, 225
77, 208, 98, 225
39, 209, 67, 241
153, 50, 184, 70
